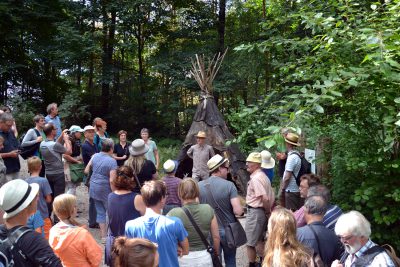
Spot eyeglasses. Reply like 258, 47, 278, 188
338, 235, 354, 242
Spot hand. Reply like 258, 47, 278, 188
177, 246, 183, 257
276, 152, 287, 160
122, 155, 127, 159
36, 136, 43, 142
9, 150, 19, 158
331, 260, 343, 267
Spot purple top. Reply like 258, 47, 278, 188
162, 175, 182, 206
294, 206, 307, 227
89, 152, 118, 203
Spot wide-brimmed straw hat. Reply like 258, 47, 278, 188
261, 150, 275, 169
163, 159, 178, 173
284, 132, 300, 146
196, 131, 207, 138
246, 152, 262, 164
129, 139, 149, 156
207, 154, 228, 172
0, 179, 39, 219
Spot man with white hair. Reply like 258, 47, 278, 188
332, 210, 395, 267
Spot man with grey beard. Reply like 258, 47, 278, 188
332, 211, 395, 267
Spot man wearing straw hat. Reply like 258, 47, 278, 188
0, 179, 62, 266
279, 132, 303, 211
245, 152, 275, 267
187, 131, 215, 181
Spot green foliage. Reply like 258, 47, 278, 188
9, 98, 36, 135
229, 0, 400, 249
58, 88, 91, 129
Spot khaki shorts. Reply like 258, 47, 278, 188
245, 207, 267, 247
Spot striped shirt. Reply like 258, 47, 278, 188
344, 240, 395, 267
323, 204, 343, 230
163, 175, 182, 206
283, 150, 301, 192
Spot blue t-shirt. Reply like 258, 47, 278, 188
125, 212, 188, 267
89, 152, 117, 203
144, 140, 157, 165
26, 176, 52, 219
262, 168, 274, 183
45, 115, 61, 139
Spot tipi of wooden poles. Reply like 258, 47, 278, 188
175, 51, 249, 195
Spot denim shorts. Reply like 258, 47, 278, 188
93, 199, 108, 223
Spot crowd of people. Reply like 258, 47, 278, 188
0, 103, 397, 267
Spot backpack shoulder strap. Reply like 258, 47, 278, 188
308, 224, 323, 259
33, 129, 40, 137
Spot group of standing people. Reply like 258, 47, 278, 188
0, 102, 397, 267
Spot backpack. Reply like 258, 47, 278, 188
291, 151, 311, 186
0, 226, 32, 267
19, 129, 41, 160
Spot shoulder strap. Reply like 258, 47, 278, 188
308, 224, 322, 260
5, 226, 33, 261
352, 245, 385, 267
33, 129, 40, 137
289, 151, 301, 180
204, 182, 229, 226
133, 173, 141, 189
182, 207, 210, 250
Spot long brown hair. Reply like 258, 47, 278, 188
124, 155, 146, 175
112, 237, 157, 267
263, 208, 312, 267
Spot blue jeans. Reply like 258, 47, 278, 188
93, 199, 107, 223
219, 227, 237, 267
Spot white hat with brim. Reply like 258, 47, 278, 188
0, 179, 39, 219
129, 139, 149, 156
261, 150, 275, 169
69, 125, 84, 133
83, 125, 95, 131
207, 154, 228, 172
163, 159, 178, 173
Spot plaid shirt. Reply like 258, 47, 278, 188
345, 240, 395, 267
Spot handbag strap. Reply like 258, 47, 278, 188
308, 224, 322, 259
204, 182, 230, 226
182, 207, 211, 250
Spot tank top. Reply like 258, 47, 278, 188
107, 192, 141, 236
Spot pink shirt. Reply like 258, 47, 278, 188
294, 206, 307, 227
246, 169, 275, 211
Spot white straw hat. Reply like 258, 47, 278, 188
0, 179, 39, 219
207, 154, 228, 172
261, 150, 275, 169
246, 152, 262, 164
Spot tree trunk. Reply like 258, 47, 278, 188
316, 137, 332, 181
101, 1, 110, 115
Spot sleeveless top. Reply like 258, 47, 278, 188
107, 192, 141, 236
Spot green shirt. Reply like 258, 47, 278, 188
167, 203, 214, 251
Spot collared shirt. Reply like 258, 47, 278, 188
246, 169, 274, 211
294, 206, 307, 227
45, 115, 61, 139
187, 144, 215, 178
81, 140, 98, 166
345, 240, 395, 267
323, 204, 343, 230
283, 150, 301, 192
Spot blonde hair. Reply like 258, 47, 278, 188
124, 155, 146, 175
178, 178, 198, 200
27, 156, 42, 173
263, 208, 312, 267
112, 237, 157, 267
52, 194, 81, 226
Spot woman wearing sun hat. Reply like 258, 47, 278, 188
162, 159, 181, 215
261, 150, 275, 183
124, 139, 157, 193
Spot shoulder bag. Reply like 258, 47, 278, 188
182, 207, 222, 267
205, 182, 247, 249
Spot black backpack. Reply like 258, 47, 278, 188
19, 129, 41, 160
0, 226, 32, 267
291, 151, 311, 186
